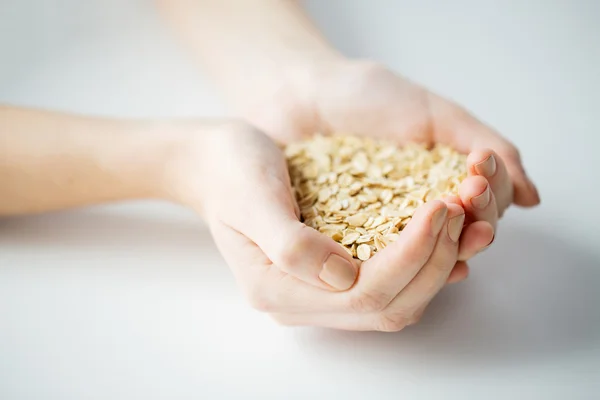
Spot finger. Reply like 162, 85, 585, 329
465, 130, 539, 209
270, 312, 381, 331
457, 221, 494, 261
407, 296, 435, 326
467, 149, 512, 215
272, 258, 465, 331
346, 200, 448, 311
458, 175, 498, 227
271, 259, 466, 331
492, 145, 540, 208
272, 309, 428, 332
446, 261, 470, 284
211, 220, 346, 313
440, 194, 493, 261
439, 195, 485, 279
440, 107, 540, 208
442, 194, 462, 206
412, 265, 469, 327
387, 203, 464, 311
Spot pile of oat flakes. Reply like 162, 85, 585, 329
285, 135, 467, 261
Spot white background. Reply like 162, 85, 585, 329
1, 0, 599, 399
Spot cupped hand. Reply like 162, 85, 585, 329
168, 120, 360, 292
245, 60, 541, 278
168, 121, 465, 330
221, 196, 466, 331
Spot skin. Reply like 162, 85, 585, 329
0, 0, 541, 332
159, 0, 540, 215
2, 107, 467, 331
157, 0, 540, 326
0, 106, 180, 214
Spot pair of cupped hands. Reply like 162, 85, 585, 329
178, 60, 540, 331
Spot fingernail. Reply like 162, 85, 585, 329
480, 234, 495, 252
474, 155, 497, 177
448, 214, 465, 242
320, 254, 357, 290
528, 179, 541, 203
471, 185, 490, 209
431, 206, 448, 236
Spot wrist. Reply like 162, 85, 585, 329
158, 119, 277, 220
108, 121, 189, 202
156, 120, 225, 217
239, 54, 348, 131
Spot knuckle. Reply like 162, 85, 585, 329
376, 312, 410, 332
417, 272, 446, 296
276, 225, 312, 268
429, 250, 458, 272
246, 281, 273, 312
429, 259, 451, 275
276, 243, 302, 271
498, 142, 521, 162
349, 290, 389, 313
404, 243, 436, 268
470, 174, 490, 189
269, 313, 294, 327
277, 245, 299, 269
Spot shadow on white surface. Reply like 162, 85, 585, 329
2, 208, 599, 372
0, 206, 209, 249
0, 204, 232, 285
292, 223, 600, 369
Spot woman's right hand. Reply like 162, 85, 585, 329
167, 121, 467, 331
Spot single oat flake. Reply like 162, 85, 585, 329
285, 135, 467, 261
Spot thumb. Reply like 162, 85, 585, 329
225, 163, 359, 292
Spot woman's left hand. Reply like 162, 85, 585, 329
243, 59, 541, 282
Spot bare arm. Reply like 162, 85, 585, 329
156, 0, 341, 114
0, 106, 181, 216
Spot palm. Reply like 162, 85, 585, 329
312, 64, 434, 145
309, 63, 511, 159
258, 62, 484, 155
263, 63, 537, 214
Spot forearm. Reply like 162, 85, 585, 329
157, 0, 342, 112
0, 106, 182, 216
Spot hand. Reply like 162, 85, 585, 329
167, 121, 465, 330
222, 196, 466, 331
244, 60, 541, 279
167, 120, 360, 292
158, 0, 539, 322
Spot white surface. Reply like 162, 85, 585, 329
1, 0, 599, 399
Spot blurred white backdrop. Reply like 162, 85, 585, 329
1, 1, 599, 399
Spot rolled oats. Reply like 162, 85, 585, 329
356, 243, 372, 261
285, 135, 467, 261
